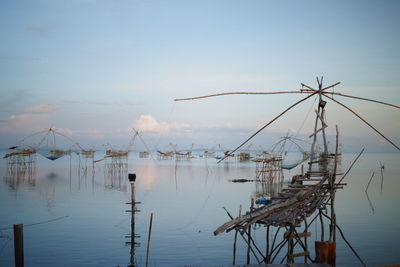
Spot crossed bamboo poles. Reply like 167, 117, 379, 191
175, 79, 399, 162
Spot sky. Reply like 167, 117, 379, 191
0, 0, 399, 152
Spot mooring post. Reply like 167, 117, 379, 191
13, 224, 24, 267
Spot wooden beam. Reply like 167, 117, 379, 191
174, 90, 312, 101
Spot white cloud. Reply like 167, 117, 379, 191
0, 113, 49, 133
134, 115, 171, 133
63, 100, 142, 106
133, 115, 193, 134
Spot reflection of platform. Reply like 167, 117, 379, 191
104, 151, 128, 191
104, 161, 127, 191
81, 150, 95, 159
4, 149, 37, 189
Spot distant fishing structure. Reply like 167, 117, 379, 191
3, 127, 89, 188
156, 143, 193, 161
97, 128, 153, 191
175, 77, 399, 265
5, 127, 84, 161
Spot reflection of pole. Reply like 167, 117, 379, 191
130, 182, 136, 266
126, 174, 140, 267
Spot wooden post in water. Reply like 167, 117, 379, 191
13, 224, 24, 267
146, 213, 153, 267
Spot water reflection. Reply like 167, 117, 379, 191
0, 153, 399, 267
3, 151, 37, 190
104, 156, 128, 191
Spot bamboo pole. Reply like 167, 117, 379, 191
365, 172, 375, 192
217, 92, 318, 163
145, 213, 153, 267
323, 91, 400, 109
319, 209, 324, 241
321, 82, 341, 91
222, 207, 263, 263
269, 227, 281, 260
174, 90, 312, 101
265, 226, 270, 263
337, 148, 365, 185
309, 76, 326, 172
380, 162, 384, 194
304, 215, 308, 263
300, 83, 317, 91
247, 199, 254, 264
324, 94, 400, 150
232, 205, 241, 265
329, 125, 339, 243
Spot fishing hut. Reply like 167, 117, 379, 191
238, 152, 251, 162
175, 151, 192, 160
175, 77, 399, 266
102, 129, 152, 190
236, 144, 254, 162
171, 143, 193, 160
157, 150, 174, 160
81, 149, 95, 159
204, 150, 216, 158
139, 151, 150, 158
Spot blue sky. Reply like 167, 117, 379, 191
0, 0, 399, 152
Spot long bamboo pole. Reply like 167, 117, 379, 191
300, 83, 317, 91
174, 90, 312, 101
323, 91, 400, 109
321, 82, 341, 91
217, 92, 318, 163
324, 95, 400, 150
337, 148, 365, 185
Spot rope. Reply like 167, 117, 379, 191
0, 216, 69, 231
325, 94, 399, 150
218, 92, 318, 163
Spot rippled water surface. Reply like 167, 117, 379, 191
1, 151, 399, 266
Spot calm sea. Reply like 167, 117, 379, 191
0, 151, 399, 267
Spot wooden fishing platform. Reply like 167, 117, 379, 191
175, 77, 399, 266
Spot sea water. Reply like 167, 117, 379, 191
0, 151, 399, 267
